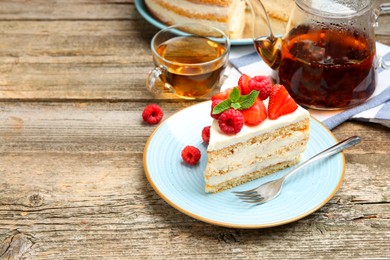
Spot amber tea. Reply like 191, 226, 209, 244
155, 36, 227, 98
147, 23, 230, 99
264, 24, 376, 109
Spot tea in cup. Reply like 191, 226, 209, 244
249, 0, 390, 110
147, 23, 230, 99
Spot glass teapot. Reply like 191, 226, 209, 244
248, 0, 390, 110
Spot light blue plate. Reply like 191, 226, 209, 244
143, 102, 345, 228
134, 0, 254, 46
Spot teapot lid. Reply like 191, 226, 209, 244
296, 0, 373, 18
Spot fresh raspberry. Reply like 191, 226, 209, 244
237, 74, 252, 95
181, 145, 201, 165
210, 99, 223, 119
142, 104, 164, 124
201, 126, 211, 144
218, 109, 244, 135
248, 76, 272, 100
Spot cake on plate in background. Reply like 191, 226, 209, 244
145, 0, 246, 39
144, 0, 294, 39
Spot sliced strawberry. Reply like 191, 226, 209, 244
237, 74, 252, 95
211, 88, 233, 101
268, 84, 298, 120
241, 98, 267, 126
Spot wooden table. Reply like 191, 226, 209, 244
0, 1, 389, 259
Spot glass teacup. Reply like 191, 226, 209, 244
147, 23, 230, 99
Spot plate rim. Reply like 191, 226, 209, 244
134, 0, 254, 46
143, 102, 345, 228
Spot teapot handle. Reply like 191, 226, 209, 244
379, 3, 390, 13
245, 0, 283, 70
374, 3, 390, 34
375, 3, 390, 70
245, 0, 276, 39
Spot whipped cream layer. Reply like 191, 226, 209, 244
208, 104, 310, 151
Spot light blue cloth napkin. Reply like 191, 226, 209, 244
225, 42, 390, 129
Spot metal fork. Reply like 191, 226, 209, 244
233, 136, 361, 205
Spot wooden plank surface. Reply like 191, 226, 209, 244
0, 0, 155, 101
0, 0, 389, 259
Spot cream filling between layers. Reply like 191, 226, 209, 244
208, 105, 310, 151
206, 150, 303, 186
206, 131, 307, 173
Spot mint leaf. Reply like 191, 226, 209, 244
212, 99, 231, 115
229, 87, 240, 102
211, 88, 259, 115
231, 102, 241, 109
238, 90, 259, 110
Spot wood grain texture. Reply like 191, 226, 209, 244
0, 1, 157, 101
0, 0, 389, 259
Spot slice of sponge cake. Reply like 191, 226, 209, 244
145, 0, 246, 39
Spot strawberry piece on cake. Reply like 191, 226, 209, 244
268, 84, 298, 120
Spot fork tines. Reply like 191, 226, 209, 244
232, 190, 257, 195
234, 192, 264, 204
